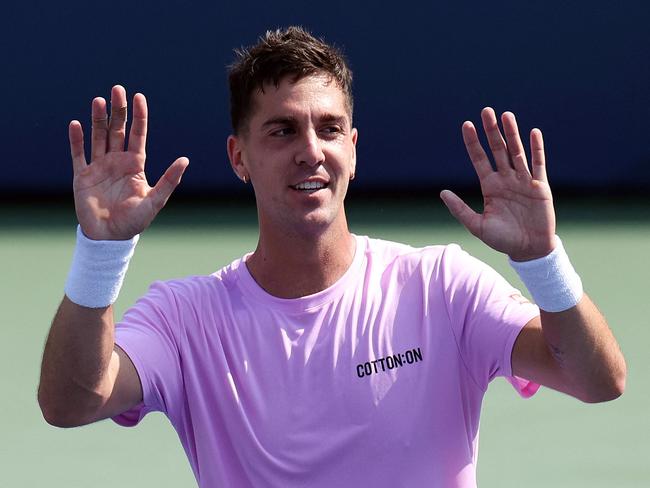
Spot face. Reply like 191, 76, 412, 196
227, 74, 358, 238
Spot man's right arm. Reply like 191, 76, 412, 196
37, 85, 187, 427
38, 298, 142, 427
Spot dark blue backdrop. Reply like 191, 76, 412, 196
3, 1, 649, 196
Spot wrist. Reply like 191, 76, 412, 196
508, 237, 557, 262
64, 225, 139, 308
508, 235, 583, 312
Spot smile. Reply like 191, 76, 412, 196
290, 181, 328, 191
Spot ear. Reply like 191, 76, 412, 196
350, 128, 358, 178
227, 135, 249, 182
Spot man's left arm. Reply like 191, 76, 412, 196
512, 295, 625, 402
440, 107, 626, 402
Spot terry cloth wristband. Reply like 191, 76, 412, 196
508, 235, 583, 312
64, 225, 139, 308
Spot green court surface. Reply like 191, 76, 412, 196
2, 198, 648, 487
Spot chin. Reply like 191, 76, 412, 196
259, 200, 346, 238
298, 215, 335, 235
291, 208, 344, 237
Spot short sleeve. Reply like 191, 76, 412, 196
439, 244, 540, 395
112, 281, 184, 427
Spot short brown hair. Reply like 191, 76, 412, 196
228, 26, 353, 135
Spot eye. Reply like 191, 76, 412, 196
271, 127, 295, 137
321, 125, 343, 135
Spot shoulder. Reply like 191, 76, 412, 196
359, 236, 501, 295
139, 255, 249, 308
361, 235, 468, 274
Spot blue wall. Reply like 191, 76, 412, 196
3, 1, 649, 195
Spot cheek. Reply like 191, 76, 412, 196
337, 155, 356, 179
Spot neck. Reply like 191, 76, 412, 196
246, 218, 356, 299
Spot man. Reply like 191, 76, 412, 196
38, 27, 626, 487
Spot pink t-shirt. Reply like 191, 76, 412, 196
113, 236, 540, 487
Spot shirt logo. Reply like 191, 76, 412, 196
509, 292, 531, 304
356, 347, 423, 378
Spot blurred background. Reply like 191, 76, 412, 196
1, 0, 648, 486
3, 0, 650, 197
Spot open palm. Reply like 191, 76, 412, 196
69, 85, 188, 240
441, 108, 556, 262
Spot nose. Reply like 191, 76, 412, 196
294, 129, 325, 166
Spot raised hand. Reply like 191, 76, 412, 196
440, 108, 556, 262
69, 85, 189, 240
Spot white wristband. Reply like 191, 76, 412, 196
508, 235, 583, 312
64, 225, 139, 308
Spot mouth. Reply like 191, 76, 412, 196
289, 181, 329, 193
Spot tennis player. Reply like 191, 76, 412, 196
38, 27, 626, 487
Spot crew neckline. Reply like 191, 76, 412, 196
234, 234, 366, 313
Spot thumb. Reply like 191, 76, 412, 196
440, 189, 481, 237
149, 157, 190, 212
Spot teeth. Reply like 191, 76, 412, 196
294, 181, 325, 190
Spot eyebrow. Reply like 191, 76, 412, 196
260, 113, 349, 129
261, 116, 297, 129
320, 114, 349, 127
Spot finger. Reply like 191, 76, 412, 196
69, 120, 87, 174
530, 128, 548, 183
91, 97, 108, 161
461, 121, 493, 180
108, 85, 128, 152
440, 189, 482, 238
481, 107, 512, 172
149, 157, 190, 212
127, 93, 147, 156
501, 112, 531, 176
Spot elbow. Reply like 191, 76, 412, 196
39, 402, 93, 429
581, 382, 624, 404
37, 385, 96, 428
610, 363, 627, 400
38, 396, 71, 428
581, 361, 627, 404
38, 389, 75, 428
40, 407, 75, 429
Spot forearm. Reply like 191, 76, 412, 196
539, 294, 626, 402
38, 296, 116, 426
510, 238, 626, 402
